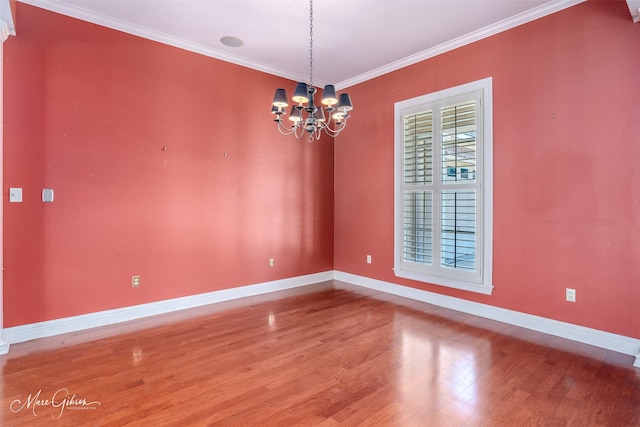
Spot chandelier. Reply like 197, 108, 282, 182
271, 0, 353, 142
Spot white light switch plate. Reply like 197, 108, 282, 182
42, 188, 54, 203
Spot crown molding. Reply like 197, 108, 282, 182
17, 0, 585, 89
1, 0, 15, 40
336, 0, 586, 89
627, 0, 640, 23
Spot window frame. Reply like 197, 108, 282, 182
394, 78, 493, 295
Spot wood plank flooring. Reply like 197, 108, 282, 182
1, 280, 639, 426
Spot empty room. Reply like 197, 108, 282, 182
0, 0, 639, 425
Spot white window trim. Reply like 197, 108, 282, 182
394, 78, 493, 295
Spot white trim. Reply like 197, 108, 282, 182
334, 271, 640, 362
627, 0, 640, 23
16, 0, 584, 90
338, 0, 586, 89
393, 268, 493, 295
0, 20, 11, 42
0, 0, 16, 40
3, 271, 333, 345
0, 24, 6, 355
394, 78, 493, 295
0, 332, 9, 355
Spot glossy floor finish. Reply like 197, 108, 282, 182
1, 281, 639, 426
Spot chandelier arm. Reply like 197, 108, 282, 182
276, 108, 350, 139
323, 128, 339, 137
324, 109, 334, 127
322, 120, 348, 137
277, 120, 313, 140
293, 123, 306, 139
276, 119, 297, 136
276, 126, 295, 136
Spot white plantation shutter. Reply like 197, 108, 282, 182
403, 191, 433, 264
441, 189, 476, 271
404, 110, 433, 185
403, 110, 434, 264
440, 99, 478, 274
394, 78, 493, 295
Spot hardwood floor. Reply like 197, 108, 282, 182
1, 280, 639, 426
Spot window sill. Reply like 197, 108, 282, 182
393, 268, 494, 295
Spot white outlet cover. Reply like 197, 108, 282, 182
9, 188, 22, 202
566, 288, 576, 302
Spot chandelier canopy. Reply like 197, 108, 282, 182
271, 0, 353, 142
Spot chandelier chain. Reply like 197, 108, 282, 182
270, 0, 353, 141
309, 0, 313, 87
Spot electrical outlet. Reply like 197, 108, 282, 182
132, 275, 141, 288
269, 258, 275, 267
565, 288, 576, 302
366, 255, 372, 264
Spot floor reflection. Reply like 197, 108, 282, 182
395, 311, 487, 422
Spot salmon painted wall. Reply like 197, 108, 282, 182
3, 4, 334, 327
334, 1, 640, 338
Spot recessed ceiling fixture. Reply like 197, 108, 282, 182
220, 36, 243, 47
271, 0, 353, 141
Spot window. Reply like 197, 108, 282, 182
394, 78, 493, 295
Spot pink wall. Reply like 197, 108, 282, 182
4, 1, 639, 341
335, 1, 640, 339
3, 4, 334, 327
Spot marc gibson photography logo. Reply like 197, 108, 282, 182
10, 388, 101, 420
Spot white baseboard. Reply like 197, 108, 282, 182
334, 271, 640, 367
3, 269, 640, 368
0, 331, 9, 355
3, 271, 333, 345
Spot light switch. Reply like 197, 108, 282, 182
42, 188, 54, 203
9, 188, 22, 203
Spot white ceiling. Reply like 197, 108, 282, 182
18, 0, 589, 88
